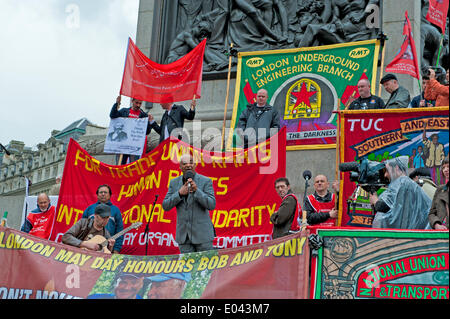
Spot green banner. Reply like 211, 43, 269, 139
228, 39, 380, 150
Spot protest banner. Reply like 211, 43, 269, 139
50, 128, 286, 255
0, 226, 309, 299
120, 37, 206, 103
426, 0, 449, 33
104, 117, 148, 156
337, 107, 449, 227
310, 227, 449, 299
227, 39, 380, 150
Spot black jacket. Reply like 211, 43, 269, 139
109, 103, 151, 134
150, 104, 195, 144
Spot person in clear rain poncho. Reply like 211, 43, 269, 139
369, 156, 431, 229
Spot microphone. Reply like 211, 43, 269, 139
184, 170, 195, 191
303, 170, 312, 181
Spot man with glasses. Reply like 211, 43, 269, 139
110, 95, 152, 164
81, 184, 124, 253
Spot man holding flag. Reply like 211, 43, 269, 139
109, 95, 152, 164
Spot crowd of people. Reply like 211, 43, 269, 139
19, 66, 448, 255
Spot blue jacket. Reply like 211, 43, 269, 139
82, 201, 124, 252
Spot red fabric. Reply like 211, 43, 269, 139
282, 193, 302, 231
385, 11, 420, 79
426, 0, 449, 33
120, 37, 206, 103
307, 194, 336, 227
128, 108, 140, 118
27, 206, 56, 240
243, 81, 256, 104
51, 128, 287, 255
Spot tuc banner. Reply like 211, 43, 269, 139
337, 107, 449, 227
50, 128, 286, 255
310, 227, 449, 300
227, 39, 380, 151
0, 227, 309, 299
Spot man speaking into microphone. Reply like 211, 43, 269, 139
163, 154, 216, 254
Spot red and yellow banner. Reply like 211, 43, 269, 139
0, 226, 309, 299
51, 129, 286, 255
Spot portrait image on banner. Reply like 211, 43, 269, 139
227, 39, 380, 150
104, 117, 148, 156
338, 107, 449, 228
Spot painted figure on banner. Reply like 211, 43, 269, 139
147, 273, 192, 299
422, 124, 446, 185
62, 203, 116, 252
369, 156, 431, 229
81, 185, 124, 254
21, 193, 56, 240
162, 154, 216, 254
88, 273, 145, 299
236, 88, 280, 148
270, 177, 301, 239
304, 174, 339, 227
110, 96, 152, 164
148, 100, 196, 144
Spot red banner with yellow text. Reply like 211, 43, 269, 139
1, 226, 309, 299
50, 128, 286, 255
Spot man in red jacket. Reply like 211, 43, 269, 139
21, 193, 56, 239
304, 175, 338, 227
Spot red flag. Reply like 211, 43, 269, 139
243, 81, 256, 104
426, 0, 449, 33
120, 38, 206, 103
385, 11, 420, 79
340, 72, 369, 106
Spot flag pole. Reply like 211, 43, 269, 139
435, 34, 444, 67
377, 33, 387, 97
221, 43, 234, 151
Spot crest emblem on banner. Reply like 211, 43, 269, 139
285, 78, 321, 120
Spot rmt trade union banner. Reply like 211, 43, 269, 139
337, 107, 449, 227
50, 129, 286, 255
0, 227, 309, 299
310, 227, 449, 300
227, 39, 380, 150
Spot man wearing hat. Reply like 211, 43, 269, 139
62, 203, 115, 252
380, 73, 411, 108
146, 273, 191, 299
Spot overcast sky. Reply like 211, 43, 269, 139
0, 0, 139, 148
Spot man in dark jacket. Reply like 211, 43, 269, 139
110, 96, 152, 164
148, 100, 196, 144
270, 177, 301, 239
62, 204, 115, 252
236, 89, 280, 148
380, 73, 411, 108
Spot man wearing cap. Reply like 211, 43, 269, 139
82, 185, 124, 253
62, 203, 115, 252
380, 73, 411, 108
147, 273, 192, 299
88, 273, 145, 299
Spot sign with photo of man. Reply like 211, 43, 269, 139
104, 117, 148, 156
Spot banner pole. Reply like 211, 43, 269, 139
377, 38, 387, 97
221, 43, 234, 151
435, 34, 444, 67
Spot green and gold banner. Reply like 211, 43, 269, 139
310, 228, 449, 299
228, 39, 380, 150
